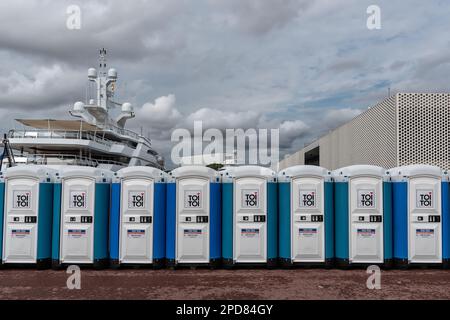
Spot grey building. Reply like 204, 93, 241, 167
279, 93, 450, 170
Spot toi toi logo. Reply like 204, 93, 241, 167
301, 191, 315, 207
188, 193, 201, 207
245, 192, 258, 207
419, 192, 432, 207
360, 192, 374, 207
72, 193, 86, 208
16, 193, 30, 208
132, 193, 145, 208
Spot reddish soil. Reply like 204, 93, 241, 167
0, 268, 449, 300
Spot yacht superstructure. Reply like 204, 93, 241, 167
5, 49, 164, 171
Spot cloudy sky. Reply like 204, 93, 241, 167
0, 0, 449, 167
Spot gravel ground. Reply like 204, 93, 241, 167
1, 268, 450, 300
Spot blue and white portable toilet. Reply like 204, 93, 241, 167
109, 167, 166, 268
333, 165, 392, 268
166, 166, 221, 268
222, 166, 277, 268
278, 165, 334, 267
52, 167, 112, 269
1, 166, 56, 269
390, 165, 449, 267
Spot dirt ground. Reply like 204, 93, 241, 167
1, 268, 450, 300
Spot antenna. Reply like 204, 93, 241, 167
99, 48, 107, 76
388, 86, 391, 97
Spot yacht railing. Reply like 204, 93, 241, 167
8, 129, 114, 147
13, 153, 126, 167
101, 123, 153, 145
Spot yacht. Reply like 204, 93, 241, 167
3, 49, 164, 171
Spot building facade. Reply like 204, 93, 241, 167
279, 93, 450, 171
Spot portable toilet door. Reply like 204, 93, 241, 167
391, 165, 449, 267
109, 167, 166, 268
0, 172, 4, 267
52, 167, 112, 269
222, 166, 277, 268
278, 165, 334, 267
1, 166, 56, 269
333, 165, 392, 268
166, 166, 221, 268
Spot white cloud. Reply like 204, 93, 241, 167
279, 119, 309, 148
136, 94, 182, 131
185, 108, 260, 129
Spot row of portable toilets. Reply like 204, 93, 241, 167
0, 164, 448, 270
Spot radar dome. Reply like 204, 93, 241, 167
74, 101, 85, 111
122, 102, 133, 112
108, 68, 117, 79
88, 68, 97, 79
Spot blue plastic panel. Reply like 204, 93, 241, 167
324, 181, 334, 260
267, 182, 278, 260
383, 182, 393, 260
222, 183, 233, 260
153, 183, 166, 259
334, 182, 349, 260
165, 182, 176, 260
51, 183, 62, 261
392, 182, 408, 260
278, 182, 290, 260
209, 182, 221, 260
109, 183, 121, 261
93, 183, 110, 261
37, 183, 54, 260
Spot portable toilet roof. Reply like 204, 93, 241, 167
58, 166, 112, 183
3, 165, 57, 182
114, 166, 166, 183
389, 164, 446, 182
332, 165, 388, 182
221, 165, 276, 183
169, 165, 220, 182
278, 165, 331, 182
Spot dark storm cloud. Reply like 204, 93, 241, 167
0, 0, 449, 166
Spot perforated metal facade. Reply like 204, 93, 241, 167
278, 93, 450, 171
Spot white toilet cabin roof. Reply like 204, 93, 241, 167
59, 166, 112, 181
279, 165, 329, 178
332, 165, 386, 178
224, 165, 276, 179
170, 166, 219, 180
389, 164, 444, 179
116, 166, 166, 180
4, 165, 57, 181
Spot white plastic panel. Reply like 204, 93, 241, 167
120, 177, 154, 264
234, 177, 267, 263
349, 176, 384, 263
60, 177, 95, 264
408, 176, 442, 263
3, 177, 39, 263
291, 177, 325, 262
176, 177, 210, 263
